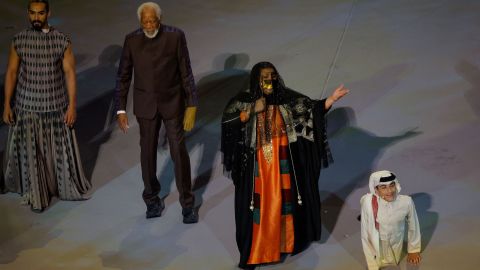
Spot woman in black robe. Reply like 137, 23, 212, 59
221, 62, 348, 269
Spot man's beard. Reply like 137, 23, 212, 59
144, 28, 159, 39
31, 20, 45, 31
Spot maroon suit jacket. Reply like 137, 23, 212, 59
115, 25, 197, 119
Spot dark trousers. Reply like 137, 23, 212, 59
137, 113, 194, 209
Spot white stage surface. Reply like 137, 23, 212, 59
0, 1, 479, 269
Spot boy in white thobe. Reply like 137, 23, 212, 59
360, 170, 421, 270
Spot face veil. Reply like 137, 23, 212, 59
249, 61, 288, 105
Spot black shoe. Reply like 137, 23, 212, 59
146, 199, 165, 219
182, 207, 198, 224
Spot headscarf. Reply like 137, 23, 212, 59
368, 170, 402, 230
368, 170, 402, 195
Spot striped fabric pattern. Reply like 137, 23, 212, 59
3, 110, 91, 211
13, 28, 70, 112
252, 145, 292, 224
3, 28, 91, 212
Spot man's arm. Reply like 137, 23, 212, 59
3, 43, 20, 125
115, 37, 134, 133
177, 31, 197, 131
177, 31, 197, 107
62, 44, 77, 127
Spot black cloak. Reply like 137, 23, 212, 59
221, 85, 333, 269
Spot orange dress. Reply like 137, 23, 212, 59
247, 105, 294, 264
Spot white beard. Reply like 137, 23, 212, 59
144, 29, 159, 39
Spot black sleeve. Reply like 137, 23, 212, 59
114, 37, 133, 111
313, 98, 333, 168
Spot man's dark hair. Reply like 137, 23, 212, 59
28, 0, 50, 12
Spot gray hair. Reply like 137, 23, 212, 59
137, 2, 162, 21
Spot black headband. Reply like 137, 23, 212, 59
379, 173, 396, 182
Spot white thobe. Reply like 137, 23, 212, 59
360, 193, 421, 270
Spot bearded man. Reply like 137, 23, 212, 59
115, 2, 198, 223
2, 0, 91, 212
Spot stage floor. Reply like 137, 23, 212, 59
0, 0, 479, 269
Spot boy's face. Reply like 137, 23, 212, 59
375, 182, 397, 202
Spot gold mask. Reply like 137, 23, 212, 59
262, 80, 273, 90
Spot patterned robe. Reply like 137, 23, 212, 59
221, 87, 332, 268
2, 27, 90, 211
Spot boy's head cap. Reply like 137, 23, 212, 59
369, 170, 402, 194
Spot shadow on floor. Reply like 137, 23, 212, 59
319, 106, 421, 249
